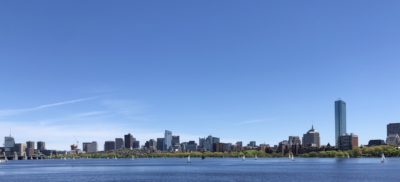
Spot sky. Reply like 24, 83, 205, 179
1, 1, 400, 150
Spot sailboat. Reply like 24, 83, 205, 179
347, 154, 350, 159
255, 155, 258, 160
187, 155, 191, 163
381, 153, 386, 163
242, 155, 246, 161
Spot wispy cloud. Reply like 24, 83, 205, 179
0, 97, 97, 118
235, 119, 271, 126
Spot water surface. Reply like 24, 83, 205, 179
0, 158, 399, 182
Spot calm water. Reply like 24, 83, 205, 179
1, 158, 399, 182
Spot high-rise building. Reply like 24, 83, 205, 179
145, 139, 157, 151
387, 123, 400, 136
124, 133, 134, 149
203, 135, 220, 152
386, 134, 400, 146
133, 141, 140, 149
14, 143, 26, 157
115, 138, 124, 150
302, 125, 320, 148
4, 135, 16, 152
26, 141, 35, 157
335, 100, 347, 147
104, 141, 116, 152
338, 133, 358, 150
248, 141, 257, 147
26, 141, 35, 150
288, 136, 301, 146
172, 136, 180, 146
37, 141, 45, 152
156, 138, 164, 151
83, 142, 98, 153
186, 141, 197, 152
164, 130, 172, 151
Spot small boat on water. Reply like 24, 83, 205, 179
242, 155, 246, 161
381, 153, 386, 163
255, 155, 258, 160
201, 156, 205, 160
187, 155, 191, 163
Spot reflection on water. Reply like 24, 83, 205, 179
0, 158, 399, 182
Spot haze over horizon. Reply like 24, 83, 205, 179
1, 1, 400, 150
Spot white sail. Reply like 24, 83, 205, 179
187, 155, 191, 163
381, 153, 386, 163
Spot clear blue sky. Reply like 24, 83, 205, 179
1, 1, 400, 150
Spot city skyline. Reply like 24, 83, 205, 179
1, 1, 400, 150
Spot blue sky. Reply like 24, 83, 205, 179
1, 1, 400, 150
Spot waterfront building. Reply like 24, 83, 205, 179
387, 123, 400, 136
4, 135, 16, 152
172, 135, 180, 150
104, 141, 116, 152
198, 138, 206, 150
144, 139, 157, 151
386, 134, 400, 146
14, 143, 26, 157
302, 125, 320, 148
248, 141, 257, 147
156, 138, 164, 151
338, 133, 358, 150
83, 142, 98, 153
26, 141, 35, 150
288, 136, 301, 146
368, 139, 385, 146
164, 130, 172, 151
37, 141, 45, 152
202, 135, 220, 152
115, 138, 124, 150
124, 133, 134, 149
133, 141, 140, 149
335, 100, 347, 147
186, 141, 197, 152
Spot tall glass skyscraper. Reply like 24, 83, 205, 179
164, 130, 172, 151
335, 100, 347, 147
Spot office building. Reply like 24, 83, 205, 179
104, 141, 116, 152
387, 123, 400, 136
386, 134, 400, 146
186, 141, 197, 152
248, 141, 257, 147
14, 143, 26, 157
368, 139, 385, 146
115, 138, 124, 150
26, 141, 35, 150
145, 139, 157, 151
302, 125, 320, 148
124, 133, 134, 149
37, 141, 45, 152
133, 141, 140, 149
335, 100, 347, 147
4, 135, 15, 152
288, 136, 301, 146
164, 130, 172, 151
83, 142, 98, 153
338, 133, 358, 150
156, 138, 164, 151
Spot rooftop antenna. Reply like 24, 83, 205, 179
9, 128, 11, 137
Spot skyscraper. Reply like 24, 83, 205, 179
37, 141, 45, 152
164, 130, 172, 151
335, 100, 347, 147
302, 125, 320, 148
387, 123, 400, 136
124, 133, 134, 149
115, 138, 124, 150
